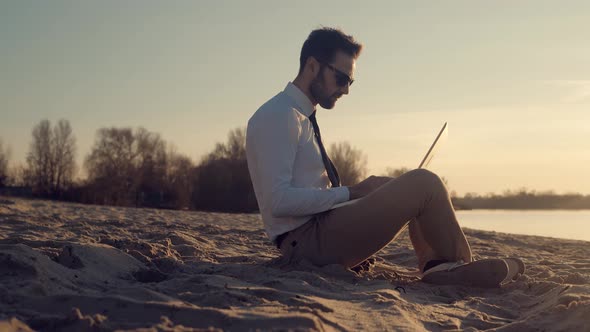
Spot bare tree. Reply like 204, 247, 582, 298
135, 128, 167, 194
26, 120, 77, 196
27, 120, 54, 195
52, 120, 77, 195
208, 127, 247, 161
0, 139, 9, 187
193, 127, 257, 212
384, 167, 410, 178
85, 127, 137, 205
328, 142, 368, 186
85, 127, 175, 207
166, 148, 194, 209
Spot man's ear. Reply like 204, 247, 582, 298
307, 56, 321, 76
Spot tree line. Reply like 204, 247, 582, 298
2, 119, 589, 211
452, 189, 590, 210
0, 119, 369, 212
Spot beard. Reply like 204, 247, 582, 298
310, 74, 339, 109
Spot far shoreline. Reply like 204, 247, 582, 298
5, 194, 590, 213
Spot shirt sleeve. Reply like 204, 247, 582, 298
247, 108, 350, 218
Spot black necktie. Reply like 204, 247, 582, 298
309, 111, 341, 187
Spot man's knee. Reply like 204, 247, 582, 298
405, 168, 446, 191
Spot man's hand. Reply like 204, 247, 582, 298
347, 175, 393, 200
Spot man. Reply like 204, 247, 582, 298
246, 27, 523, 287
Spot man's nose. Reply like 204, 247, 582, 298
341, 84, 350, 95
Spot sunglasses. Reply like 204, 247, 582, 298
323, 63, 354, 87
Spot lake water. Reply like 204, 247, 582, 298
456, 209, 590, 242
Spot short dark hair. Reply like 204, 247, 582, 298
299, 27, 363, 74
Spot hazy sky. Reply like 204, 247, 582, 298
1, 1, 589, 195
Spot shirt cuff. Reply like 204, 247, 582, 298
333, 186, 350, 203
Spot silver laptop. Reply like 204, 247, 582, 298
329, 122, 448, 210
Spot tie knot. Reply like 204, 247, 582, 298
308, 112, 320, 136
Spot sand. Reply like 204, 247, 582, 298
0, 196, 588, 331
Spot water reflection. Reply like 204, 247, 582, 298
456, 209, 590, 242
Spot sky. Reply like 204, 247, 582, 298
1, 1, 590, 196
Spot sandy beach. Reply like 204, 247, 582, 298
0, 196, 588, 331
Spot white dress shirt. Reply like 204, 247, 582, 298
246, 82, 350, 242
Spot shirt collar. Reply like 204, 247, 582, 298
283, 82, 315, 118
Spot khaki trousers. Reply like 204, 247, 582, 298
278, 169, 473, 271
